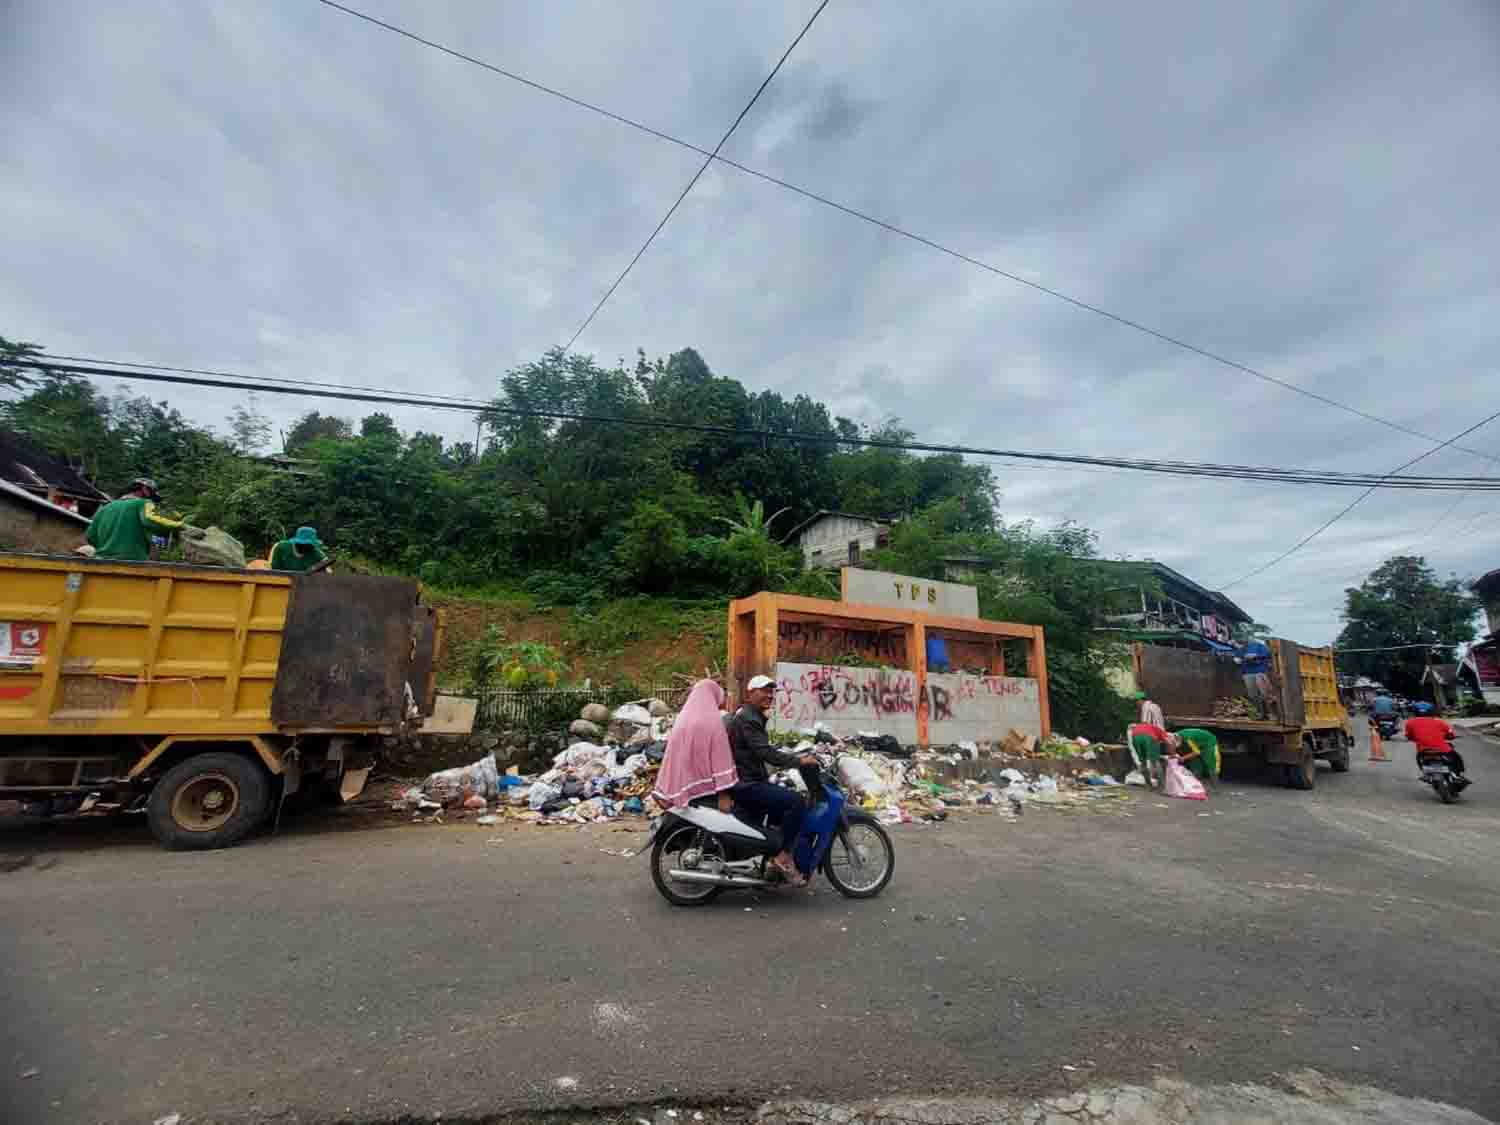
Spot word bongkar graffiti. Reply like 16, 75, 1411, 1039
774, 663, 1031, 727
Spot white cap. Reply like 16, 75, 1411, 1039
746, 674, 776, 691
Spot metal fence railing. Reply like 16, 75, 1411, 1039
473, 683, 693, 732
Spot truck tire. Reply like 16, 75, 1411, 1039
1329, 733, 1352, 773
148, 752, 272, 850
1288, 744, 1317, 791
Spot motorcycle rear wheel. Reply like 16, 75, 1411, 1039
822, 816, 895, 899
651, 824, 724, 906
1436, 779, 1457, 804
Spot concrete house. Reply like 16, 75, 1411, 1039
0, 429, 105, 553
785, 511, 890, 569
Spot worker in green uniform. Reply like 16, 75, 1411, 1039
1174, 727, 1221, 789
269, 526, 330, 573
85, 478, 184, 561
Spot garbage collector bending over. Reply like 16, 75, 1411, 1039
1173, 727, 1221, 790
1127, 722, 1176, 791
85, 477, 185, 561
269, 526, 331, 573
726, 674, 819, 885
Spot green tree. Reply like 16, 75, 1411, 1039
227, 400, 272, 455
0, 336, 48, 393
1335, 556, 1480, 695
284, 411, 352, 452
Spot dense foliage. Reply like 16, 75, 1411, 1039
3, 339, 1138, 735
1334, 555, 1480, 696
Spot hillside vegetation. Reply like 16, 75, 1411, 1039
2, 336, 1146, 739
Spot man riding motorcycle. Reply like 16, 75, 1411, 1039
726, 674, 818, 883
1404, 713, 1465, 777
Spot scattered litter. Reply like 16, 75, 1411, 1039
476, 814, 499, 826
553, 1076, 580, 1091
20, 1067, 40, 1080
153, 1116, 181, 1125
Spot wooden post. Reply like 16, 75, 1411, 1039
1031, 626, 1051, 739
912, 620, 928, 745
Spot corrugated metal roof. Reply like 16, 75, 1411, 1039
0, 477, 92, 525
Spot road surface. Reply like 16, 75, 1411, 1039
3, 725, 1497, 1123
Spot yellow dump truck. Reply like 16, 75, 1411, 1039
0, 553, 441, 848
1131, 639, 1353, 789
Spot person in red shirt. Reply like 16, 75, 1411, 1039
1404, 714, 1465, 775
1128, 722, 1176, 790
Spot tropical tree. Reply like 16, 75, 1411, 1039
1335, 556, 1480, 695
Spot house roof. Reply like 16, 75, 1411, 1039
0, 478, 92, 525
1472, 568, 1500, 598
1092, 558, 1254, 624
0, 428, 108, 501
782, 509, 890, 543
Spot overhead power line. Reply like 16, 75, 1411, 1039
1220, 406, 1500, 590
565, 0, 830, 349
309, 0, 1500, 469
17, 355, 1500, 493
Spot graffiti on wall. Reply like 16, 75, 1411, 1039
770, 662, 1042, 744
776, 621, 906, 664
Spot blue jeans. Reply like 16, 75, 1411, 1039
732, 782, 805, 855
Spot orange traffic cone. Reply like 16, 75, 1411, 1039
1368, 723, 1390, 763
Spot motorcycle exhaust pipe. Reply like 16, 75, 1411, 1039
668, 869, 771, 888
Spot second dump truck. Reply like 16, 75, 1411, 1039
1131, 638, 1353, 789
0, 553, 441, 848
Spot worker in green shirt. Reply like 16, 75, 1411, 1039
269, 526, 331, 573
85, 478, 185, 561
1174, 727, 1221, 789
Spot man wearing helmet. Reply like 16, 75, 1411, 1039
84, 477, 185, 561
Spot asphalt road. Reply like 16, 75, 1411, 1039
3, 725, 1498, 1124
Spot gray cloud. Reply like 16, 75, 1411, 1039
5, 0, 1499, 642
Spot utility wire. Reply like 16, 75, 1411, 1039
309, 0, 1500, 469
564, 0, 830, 350
17, 355, 1500, 492
1220, 406, 1500, 590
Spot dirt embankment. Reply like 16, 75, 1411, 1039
429, 594, 724, 689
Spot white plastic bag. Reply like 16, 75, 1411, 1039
612, 703, 652, 726
999, 767, 1027, 784
837, 755, 886, 796
1124, 770, 1147, 787
528, 781, 562, 810
421, 754, 500, 803
554, 742, 606, 769
1164, 759, 1207, 800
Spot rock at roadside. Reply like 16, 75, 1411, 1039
580, 703, 611, 725
569, 718, 604, 740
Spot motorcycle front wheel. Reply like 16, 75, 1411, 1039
823, 815, 895, 899
651, 823, 724, 906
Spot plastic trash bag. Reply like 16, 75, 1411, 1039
1124, 770, 1147, 786
422, 754, 500, 803
1164, 759, 1208, 800
554, 742, 607, 769
528, 781, 562, 810
837, 755, 886, 796
999, 767, 1027, 784
180, 526, 247, 568
612, 703, 652, 726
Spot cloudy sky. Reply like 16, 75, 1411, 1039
5, 0, 1499, 642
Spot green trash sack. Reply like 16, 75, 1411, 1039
180, 526, 247, 569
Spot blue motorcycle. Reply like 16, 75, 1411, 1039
646, 754, 895, 906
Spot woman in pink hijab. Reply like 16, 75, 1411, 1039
652, 679, 738, 811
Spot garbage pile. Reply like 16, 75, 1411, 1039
1212, 696, 1264, 720
395, 700, 673, 826
394, 707, 1131, 829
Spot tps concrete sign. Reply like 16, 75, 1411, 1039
842, 568, 979, 619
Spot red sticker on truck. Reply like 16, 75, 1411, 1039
0, 622, 47, 665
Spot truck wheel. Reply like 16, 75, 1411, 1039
1289, 746, 1317, 791
148, 752, 271, 850
1329, 734, 1351, 773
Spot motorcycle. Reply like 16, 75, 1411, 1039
645, 754, 895, 906
1375, 713, 1400, 741
1417, 738, 1470, 804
